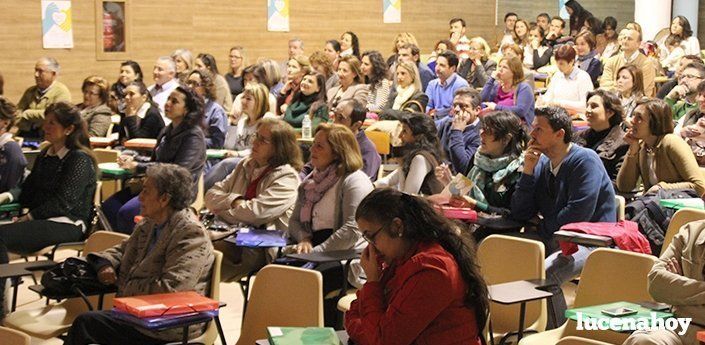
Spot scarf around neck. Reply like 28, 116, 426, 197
467, 153, 523, 204
577, 50, 597, 71
300, 164, 340, 224
393, 85, 416, 110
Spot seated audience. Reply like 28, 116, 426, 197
340, 31, 361, 58
255, 59, 285, 98
375, 113, 443, 195
623, 220, 705, 345
513, 19, 529, 49
573, 89, 629, 182
574, 31, 602, 87
666, 16, 701, 56
310, 50, 339, 91
186, 69, 227, 149
426, 50, 469, 119
384, 60, 428, 113
596, 16, 619, 59
617, 98, 705, 197
224, 46, 246, 100
501, 43, 536, 91
0, 98, 27, 193
457, 37, 497, 88
205, 83, 276, 190
386, 32, 418, 67
230, 64, 277, 120
361, 50, 392, 114
665, 62, 705, 121
565, 0, 593, 37
77, 75, 113, 137
110, 60, 143, 115
195, 53, 234, 113
436, 87, 482, 175
426, 39, 455, 77
600, 28, 656, 97
617, 65, 646, 123
288, 123, 373, 324
16, 57, 71, 138
171, 48, 194, 85
345, 188, 489, 345
103, 86, 206, 233
119, 81, 165, 143
0, 102, 96, 317
480, 56, 535, 125
332, 100, 381, 181
277, 55, 311, 115
397, 43, 435, 92
537, 45, 594, 115
205, 119, 302, 282
283, 71, 328, 129
523, 24, 552, 71
326, 55, 369, 113
64, 164, 214, 345
660, 54, 705, 101
148, 57, 179, 124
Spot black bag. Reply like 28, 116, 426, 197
40, 257, 108, 296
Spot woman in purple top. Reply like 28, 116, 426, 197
480, 56, 535, 125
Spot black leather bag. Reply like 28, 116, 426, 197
40, 257, 107, 296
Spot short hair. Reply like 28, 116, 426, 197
188, 68, 216, 100
242, 83, 270, 119
554, 45, 576, 63
586, 89, 624, 128
120, 60, 143, 81
438, 50, 459, 69
229, 46, 247, 66
682, 54, 704, 64
617, 65, 645, 97
696, 80, 705, 94
625, 22, 643, 41
683, 62, 705, 78
313, 123, 363, 176
537, 13, 550, 21
504, 12, 517, 21
501, 43, 524, 60
0, 97, 17, 131
399, 43, 421, 58
551, 16, 565, 29
396, 60, 422, 92
449, 18, 466, 27
288, 54, 312, 75
634, 98, 674, 135
392, 32, 418, 54
156, 56, 176, 73
171, 49, 194, 71
454, 87, 481, 108
535, 106, 572, 143
575, 31, 596, 50
196, 53, 220, 75
289, 37, 304, 48
500, 56, 525, 86
82, 75, 110, 104
338, 55, 364, 84
469, 37, 491, 60
258, 118, 303, 171
38, 57, 60, 73
145, 164, 193, 211
309, 50, 335, 78
253, 59, 282, 89
343, 99, 367, 125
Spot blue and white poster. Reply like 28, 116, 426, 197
383, 0, 401, 24
559, 0, 569, 19
267, 0, 289, 32
41, 0, 73, 49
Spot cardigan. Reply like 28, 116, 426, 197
119, 103, 165, 142
326, 83, 370, 110
600, 52, 656, 97
616, 134, 705, 197
16, 81, 72, 132
480, 77, 536, 125
367, 79, 392, 113
345, 242, 480, 345
79, 103, 113, 137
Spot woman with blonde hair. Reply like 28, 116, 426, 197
171, 48, 194, 84
77, 75, 113, 137
277, 55, 312, 115
387, 32, 419, 66
254, 59, 284, 96
326, 56, 369, 113
458, 36, 497, 88
384, 60, 428, 113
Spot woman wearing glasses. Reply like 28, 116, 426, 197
288, 123, 374, 325
77, 75, 113, 137
346, 188, 489, 345
205, 118, 302, 282
186, 69, 227, 150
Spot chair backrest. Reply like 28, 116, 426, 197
615, 195, 625, 221
194, 250, 223, 345
236, 265, 323, 345
93, 148, 120, 164
94, 181, 103, 206
190, 173, 205, 211
661, 208, 705, 256
0, 326, 30, 345
364, 130, 391, 156
477, 235, 546, 333
83, 231, 129, 255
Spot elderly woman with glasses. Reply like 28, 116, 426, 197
77, 75, 113, 137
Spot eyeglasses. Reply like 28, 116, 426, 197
680, 73, 703, 80
453, 102, 472, 112
362, 225, 385, 244
254, 133, 272, 144
186, 80, 202, 87
229, 55, 244, 60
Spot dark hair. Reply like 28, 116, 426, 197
172, 86, 205, 128
434, 39, 456, 53
617, 65, 645, 97
535, 106, 573, 143
554, 44, 576, 63
551, 16, 566, 29
537, 13, 550, 21
634, 98, 674, 135
481, 110, 528, 156
682, 54, 704, 65
672, 15, 693, 38
126, 80, 155, 107
575, 31, 596, 50
454, 87, 481, 108
196, 53, 220, 75
697, 80, 705, 95
120, 60, 143, 83
684, 62, 705, 79
529, 24, 546, 42
602, 16, 617, 31
44, 101, 98, 169
504, 12, 517, 21
258, 118, 304, 171
586, 89, 624, 128
584, 16, 603, 36
343, 31, 360, 58
326, 40, 341, 53
0, 71, 4, 95
355, 188, 489, 334
399, 113, 443, 174
347, 99, 367, 125
449, 17, 466, 27
665, 35, 684, 48
188, 68, 217, 100
565, 0, 592, 34
438, 50, 459, 69
0, 97, 17, 131
291, 71, 327, 117
361, 51, 389, 87
399, 43, 421, 59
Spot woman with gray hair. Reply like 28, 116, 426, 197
66, 163, 215, 345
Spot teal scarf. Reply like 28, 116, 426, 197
467, 153, 524, 204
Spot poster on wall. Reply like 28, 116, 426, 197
383, 0, 401, 24
95, 0, 130, 60
268, 0, 290, 32
41, 0, 74, 49
558, 0, 569, 19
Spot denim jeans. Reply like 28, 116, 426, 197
544, 245, 596, 328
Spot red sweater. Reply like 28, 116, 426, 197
345, 242, 480, 345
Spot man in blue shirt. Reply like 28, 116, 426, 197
425, 51, 469, 119
510, 106, 616, 328
435, 87, 481, 174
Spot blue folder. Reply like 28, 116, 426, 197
225, 228, 288, 248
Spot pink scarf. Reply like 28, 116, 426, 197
300, 164, 340, 224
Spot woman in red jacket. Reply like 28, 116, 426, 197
345, 188, 489, 345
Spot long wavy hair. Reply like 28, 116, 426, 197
399, 113, 443, 175
44, 101, 98, 173
361, 50, 389, 88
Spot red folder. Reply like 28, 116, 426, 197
113, 291, 219, 318
438, 206, 478, 221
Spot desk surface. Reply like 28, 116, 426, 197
488, 280, 554, 305
473, 215, 526, 231
286, 249, 361, 263
256, 330, 349, 345
99, 162, 131, 177
124, 138, 157, 150
0, 260, 56, 279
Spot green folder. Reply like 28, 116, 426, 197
659, 198, 705, 210
206, 149, 227, 159
267, 327, 342, 345
99, 163, 130, 176
0, 203, 21, 212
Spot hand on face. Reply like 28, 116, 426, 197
523, 139, 542, 175
361, 245, 382, 282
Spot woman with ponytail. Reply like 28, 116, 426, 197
346, 188, 489, 345
0, 101, 97, 318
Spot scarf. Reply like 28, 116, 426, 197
467, 153, 523, 204
577, 50, 598, 71
285, 93, 316, 121
392, 85, 416, 110
300, 164, 340, 224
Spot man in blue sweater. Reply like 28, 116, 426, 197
436, 87, 481, 175
425, 50, 469, 119
510, 106, 615, 327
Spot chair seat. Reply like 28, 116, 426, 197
4, 299, 87, 338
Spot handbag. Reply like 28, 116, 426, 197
41, 257, 109, 296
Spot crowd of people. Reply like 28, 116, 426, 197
0, 0, 703, 344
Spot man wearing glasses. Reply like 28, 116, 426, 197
666, 62, 705, 121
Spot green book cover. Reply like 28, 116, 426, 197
267, 327, 342, 345
659, 198, 705, 210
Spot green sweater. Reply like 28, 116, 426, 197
665, 96, 698, 121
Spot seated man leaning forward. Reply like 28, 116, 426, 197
64, 164, 214, 345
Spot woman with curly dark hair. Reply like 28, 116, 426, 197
346, 188, 489, 345
340, 31, 360, 58
375, 113, 444, 195
187, 68, 227, 149
360, 51, 391, 114
195, 53, 233, 113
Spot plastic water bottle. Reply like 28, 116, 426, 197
302, 114, 312, 140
